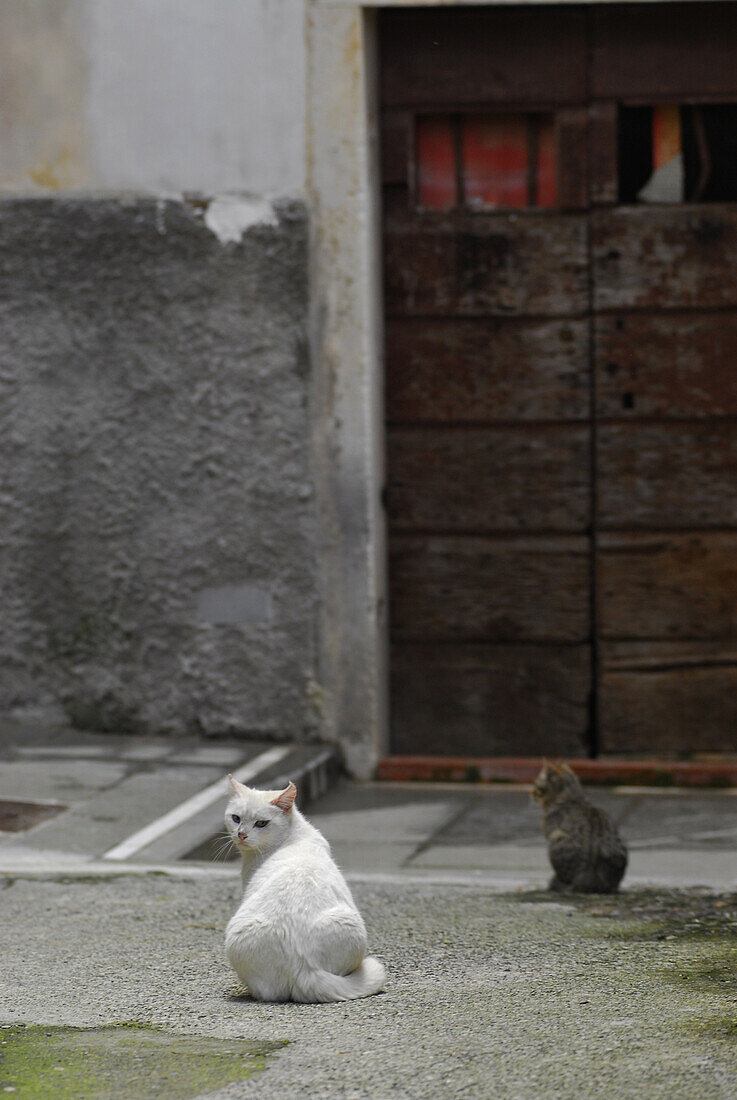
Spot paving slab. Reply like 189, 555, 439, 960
9, 764, 232, 856
0, 720, 341, 871
410, 841, 552, 875
307, 780, 737, 892
0, 759, 128, 802
309, 788, 460, 842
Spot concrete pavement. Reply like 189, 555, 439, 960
2, 716, 736, 891
309, 779, 737, 892
0, 717, 337, 874
1, 719, 737, 1098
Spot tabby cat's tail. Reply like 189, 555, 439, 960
294, 956, 386, 1003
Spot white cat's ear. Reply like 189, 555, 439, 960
270, 781, 297, 813
227, 774, 248, 796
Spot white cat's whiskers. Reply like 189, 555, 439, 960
211, 831, 238, 862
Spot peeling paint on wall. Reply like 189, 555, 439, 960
203, 195, 279, 244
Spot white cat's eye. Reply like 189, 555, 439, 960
254, 819, 269, 828
230, 814, 241, 824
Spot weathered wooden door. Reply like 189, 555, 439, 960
380, 4, 737, 757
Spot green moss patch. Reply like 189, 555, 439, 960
666, 945, 737, 995
690, 1015, 737, 1040
0, 1023, 285, 1099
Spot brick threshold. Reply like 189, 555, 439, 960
377, 755, 737, 788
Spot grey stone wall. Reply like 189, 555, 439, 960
0, 196, 321, 742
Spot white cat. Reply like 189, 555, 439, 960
223, 775, 386, 1003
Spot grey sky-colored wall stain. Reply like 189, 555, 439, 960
0, 196, 320, 743
0, 1023, 286, 1099
196, 584, 272, 625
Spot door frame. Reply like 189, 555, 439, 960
305, 0, 709, 778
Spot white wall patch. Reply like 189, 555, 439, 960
204, 195, 278, 244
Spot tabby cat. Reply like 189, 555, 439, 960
532, 760, 628, 893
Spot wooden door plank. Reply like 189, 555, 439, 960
384, 211, 589, 317
391, 642, 591, 756
386, 317, 589, 423
599, 640, 737, 754
387, 425, 591, 533
598, 422, 737, 529
598, 532, 737, 640
591, 3, 737, 100
592, 206, 737, 311
588, 101, 618, 207
381, 110, 412, 185
596, 311, 737, 419
556, 108, 589, 210
390, 534, 591, 643
380, 7, 587, 108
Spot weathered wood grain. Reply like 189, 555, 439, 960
385, 316, 589, 423
381, 110, 411, 185
391, 642, 591, 756
592, 206, 737, 312
378, 2, 737, 758
596, 311, 737, 419
385, 210, 589, 317
387, 425, 592, 533
598, 422, 737, 529
556, 108, 589, 211
390, 534, 591, 643
592, 3, 737, 100
588, 101, 618, 207
379, 6, 587, 108
598, 532, 737, 640
599, 640, 737, 753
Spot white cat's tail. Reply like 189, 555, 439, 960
294, 956, 386, 1004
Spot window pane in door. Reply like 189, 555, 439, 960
416, 116, 457, 210
461, 115, 529, 208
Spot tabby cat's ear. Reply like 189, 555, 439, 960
271, 781, 297, 813
227, 774, 248, 796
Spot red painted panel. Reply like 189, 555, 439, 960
416, 116, 457, 210
461, 115, 528, 208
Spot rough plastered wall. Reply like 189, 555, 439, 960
0, 196, 321, 741
0, 1, 328, 747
